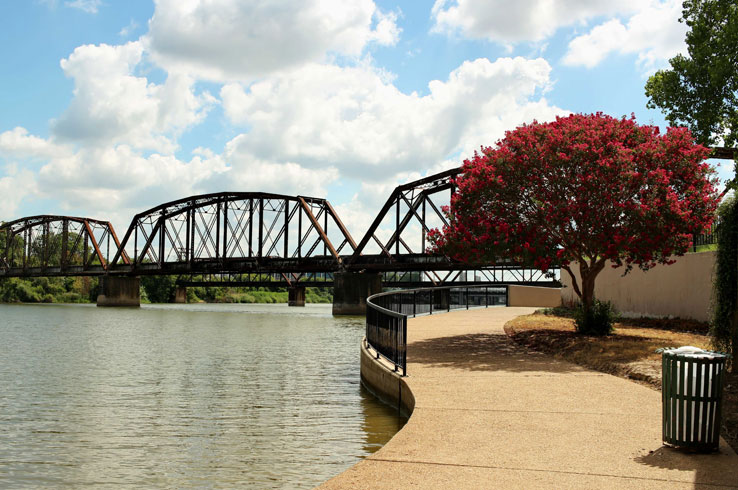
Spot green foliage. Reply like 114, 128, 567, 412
0, 273, 333, 305
0, 276, 96, 303
711, 197, 738, 359
645, 0, 738, 148
306, 287, 333, 303
537, 305, 576, 318
176, 284, 333, 304
574, 300, 617, 336
140, 275, 177, 303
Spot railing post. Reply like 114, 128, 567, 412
393, 316, 399, 372
413, 290, 417, 317
429, 292, 433, 315
402, 316, 407, 376
505, 285, 509, 307
485, 286, 489, 308
466, 286, 469, 310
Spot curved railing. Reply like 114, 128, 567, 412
365, 285, 509, 376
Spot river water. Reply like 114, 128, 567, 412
0, 303, 406, 488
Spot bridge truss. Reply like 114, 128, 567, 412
0, 169, 559, 286
0, 215, 124, 276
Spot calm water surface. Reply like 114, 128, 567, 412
0, 303, 406, 488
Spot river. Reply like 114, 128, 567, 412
0, 303, 406, 488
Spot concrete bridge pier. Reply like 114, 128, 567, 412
96, 276, 140, 307
332, 272, 382, 315
288, 286, 306, 307
174, 287, 187, 304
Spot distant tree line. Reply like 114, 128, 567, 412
0, 275, 333, 305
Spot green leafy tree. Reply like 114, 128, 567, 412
645, 0, 738, 148
140, 275, 177, 303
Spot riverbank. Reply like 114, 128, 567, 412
320, 307, 738, 489
0, 276, 332, 304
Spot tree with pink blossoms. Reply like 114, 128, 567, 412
430, 113, 719, 334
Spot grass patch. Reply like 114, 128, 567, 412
505, 310, 737, 452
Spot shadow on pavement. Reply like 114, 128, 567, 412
635, 446, 738, 488
408, 332, 588, 374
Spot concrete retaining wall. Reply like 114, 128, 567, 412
360, 340, 414, 416
507, 285, 561, 308
560, 251, 715, 322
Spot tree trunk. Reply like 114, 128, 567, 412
581, 273, 595, 312
579, 260, 605, 315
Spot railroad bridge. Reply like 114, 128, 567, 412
0, 168, 555, 313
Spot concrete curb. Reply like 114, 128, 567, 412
359, 339, 414, 417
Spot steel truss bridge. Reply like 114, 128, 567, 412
0, 168, 557, 288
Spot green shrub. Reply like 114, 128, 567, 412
574, 300, 617, 336
140, 275, 177, 303
711, 197, 737, 362
537, 305, 575, 318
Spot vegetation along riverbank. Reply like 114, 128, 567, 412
0, 276, 332, 304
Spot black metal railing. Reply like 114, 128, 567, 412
693, 217, 721, 251
365, 285, 508, 376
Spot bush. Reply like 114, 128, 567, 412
574, 300, 617, 336
538, 305, 576, 318
140, 275, 177, 303
711, 197, 737, 360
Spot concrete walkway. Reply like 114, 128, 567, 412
319, 307, 738, 489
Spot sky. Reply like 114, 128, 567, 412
0, 0, 729, 238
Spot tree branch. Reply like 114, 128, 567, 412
562, 264, 582, 300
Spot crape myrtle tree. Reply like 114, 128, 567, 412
429, 113, 719, 333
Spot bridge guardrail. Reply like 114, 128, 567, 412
365, 284, 509, 376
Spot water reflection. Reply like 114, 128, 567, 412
0, 303, 405, 488
359, 384, 408, 454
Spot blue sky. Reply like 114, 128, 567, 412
0, 0, 727, 236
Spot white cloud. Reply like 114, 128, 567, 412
562, 0, 686, 71
209, 146, 339, 197
52, 41, 215, 153
0, 167, 37, 220
431, 0, 640, 42
220, 57, 563, 181
0, 126, 229, 225
64, 0, 102, 14
144, 0, 400, 81
35, 144, 228, 209
119, 19, 139, 38
369, 9, 402, 46
0, 127, 72, 160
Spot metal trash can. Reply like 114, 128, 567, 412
659, 346, 729, 452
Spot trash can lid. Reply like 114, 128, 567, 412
660, 346, 728, 359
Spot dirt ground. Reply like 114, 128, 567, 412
504, 310, 738, 452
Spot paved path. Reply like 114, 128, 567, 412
319, 307, 738, 489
